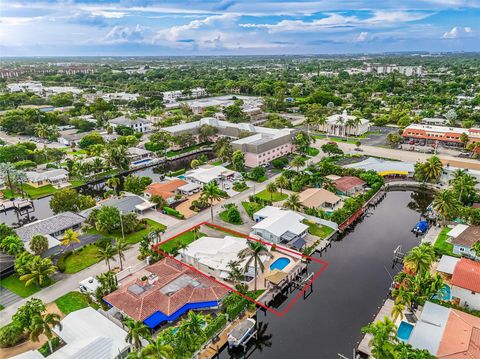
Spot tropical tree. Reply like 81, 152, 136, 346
99, 244, 116, 271
212, 137, 233, 162
227, 260, 244, 284
107, 177, 121, 195
275, 175, 289, 193
190, 159, 202, 169
290, 155, 306, 172
266, 182, 278, 201
361, 317, 398, 359
124, 318, 152, 351
150, 195, 167, 210
239, 241, 272, 290
472, 241, 480, 257
106, 144, 130, 170
114, 237, 129, 270
140, 340, 174, 359
231, 150, 245, 172
30, 235, 49, 256
19, 256, 56, 287
391, 302, 405, 321
201, 182, 224, 222
0, 235, 24, 255
417, 156, 443, 183
60, 229, 80, 253
403, 244, 435, 275
29, 313, 62, 354
450, 171, 478, 204
33, 123, 50, 139
283, 193, 302, 212
432, 190, 461, 225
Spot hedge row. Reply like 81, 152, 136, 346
163, 207, 185, 219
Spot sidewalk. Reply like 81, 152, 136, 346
421, 226, 441, 245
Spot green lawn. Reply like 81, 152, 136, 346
241, 201, 265, 217
303, 220, 335, 239
256, 189, 288, 202
2, 180, 87, 199
212, 159, 223, 166
219, 209, 243, 225
64, 245, 102, 274
306, 147, 320, 156
159, 230, 206, 254
87, 219, 167, 245
0, 304, 4, 311
55, 291, 90, 315
434, 227, 459, 257
312, 134, 359, 145
0, 274, 50, 298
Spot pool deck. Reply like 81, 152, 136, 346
357, 298, 395, 357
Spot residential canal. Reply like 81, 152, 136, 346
219, 190, 432, 359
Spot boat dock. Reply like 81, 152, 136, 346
356, 298, 395, 357
0, 199, 33, 213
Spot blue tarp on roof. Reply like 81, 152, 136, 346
143, 300, 220, 329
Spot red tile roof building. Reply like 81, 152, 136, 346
451, 258, 480, 293
334, 176, 367, 195
144, 179, 187, 200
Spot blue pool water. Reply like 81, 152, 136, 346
132, 158, 152, 166
178, 175, 187, 179
270, 257, 291, 271
433, 284, 451, 301
397, 321, 414, 341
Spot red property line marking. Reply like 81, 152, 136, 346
152, 222, 329, 317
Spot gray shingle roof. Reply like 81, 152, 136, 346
15, 212, 85, 242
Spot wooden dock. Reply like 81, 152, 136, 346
357, 298, 395, 357
198, 310, 256, 359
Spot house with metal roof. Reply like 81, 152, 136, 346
343, 157, 415, 178
251, 206, 308, 247
25, 168, 69, 188
185, 165, 237, 185
103, 258, 229, 329
447, 224, 480, 259
15, 211, 85, 256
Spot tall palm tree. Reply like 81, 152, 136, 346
60, 229, 80, 253
99, 243, 116, 271
124, 318, 151, 351
107, 177, 120, 195
20, 256, 56, 287
451, 172, 478, 204
114, 237, 129, 270
201, 182, 224, 222
266, 182, 277, 201
283, 193, 302, 212
140, 340, 174, 359
422, 156, 443, 183
34, 123, 50, 139
106, 144, 130, 170
361, 317, 398, 359
290, 155, 306, 172
403, 244, 435, 274
29, 313, 62, 354
275, 175, 289, 194
191, 226, 200, 240
432, 190, 461, 225
239, 241, 272, 291
179, 311, 208, 338
227, 260, 244, 284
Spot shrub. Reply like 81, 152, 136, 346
168, 168, 186, 177
0, 322, 25, 348
204, 314, 227, 339
163, 207, 185, 219
13, 160, 36, 170
57, 251, 72, 273
95, 236, 113, 250
271, 157, 289, 169
38, 336, 61, 356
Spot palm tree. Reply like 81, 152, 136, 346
432, 190, 461, 225
275, 175, 289, 194
403, 244, 435, 274
124, 318, 151, 351
107, 177, 120, 195
140, 340, 174, 359
150, 195, 167, 211
60, 229, 80, 253
0, 235, 24, 255
201, 182, 224, 222
361, 317, 398, 359
20, 256, 56, 287
451, 172, 478, 204
227, 260, 244, 284
106, 144, 130, 170
391, 302, 405, 321
179, 311, 208, 338
34, 123, 50, 139
239, 241, 272, 291
99, 243, 116, 271
422, 156, 443, 183
290, 155, 306, 172
191, 226, 200, 240
29, 313, 62, 354
114, 237, 129, 270
266, 182, 277, 201
283, 193, 302, 212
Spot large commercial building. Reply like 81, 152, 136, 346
162, 117, 296, 168
402, 124, 480, 147
319, 111, 370, 137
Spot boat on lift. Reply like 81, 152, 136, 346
227, 318, 257, 349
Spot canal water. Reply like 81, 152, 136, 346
220, 190, 431, 359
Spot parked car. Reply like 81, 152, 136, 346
354, 147, 363, 152
458, 151, 471, 158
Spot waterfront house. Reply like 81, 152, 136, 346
80, 193, 155, 218
15, 211, 85, 256
298, 188, 342, 211
25, 168, 70, 188
109, 115, 153, 133
436, 255, 460, 279
127, 147, 155, 167
144, 179, 187, 204
334, 176, 367, 196
251, 206, 308, 246
447, 224, 480, 259
48, 307, 131, 359
103, 258, 229, 329
343, 157, 415, 178
406, 301, 480, 358
450, 258, 480, 310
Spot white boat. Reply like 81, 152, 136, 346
227, 318, 256, 349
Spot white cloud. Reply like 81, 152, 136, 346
464, 26, 472, 33
442, 26, 473, 38
105, 24, 146, 43
356, 32, 368, 41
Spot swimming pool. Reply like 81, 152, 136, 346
270, 257, 291, 271
433, 284, 451, 301
178, 175, 187, 179
397, 321, 414, 341
132, 158, 153, 166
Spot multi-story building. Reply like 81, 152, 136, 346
319, 110, 370, 137
401, 124, 480, 147
109, 115, 153, 133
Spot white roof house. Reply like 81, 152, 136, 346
180, 236, 267, 279
437, 255, 460, 275
185, 165, 236, 185
50, 307, 131, 359
446, 223, 469, 238
343, 157, 415, 176
251, 206, 308, 245
11, 351, 44, 359
25, 168, 69, 183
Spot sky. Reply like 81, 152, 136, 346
1, 0, 479, 56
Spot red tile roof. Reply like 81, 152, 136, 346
437, 309, 480, 359
145, 179, 187, 200
334, 176, 366, 192
104, 258, 230, 321
451, 258, 480, 293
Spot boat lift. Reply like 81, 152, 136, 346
290, 272, 315, 298
392, 245, 405, 265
